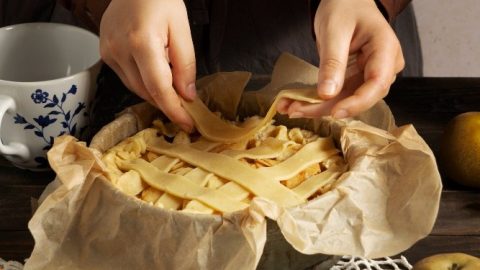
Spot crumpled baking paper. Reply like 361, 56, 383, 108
24, 53, 442, 270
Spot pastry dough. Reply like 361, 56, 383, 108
147, 137, 305, 207
101, 87, 347, 214
181, 88, 320, 143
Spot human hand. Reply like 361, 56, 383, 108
278, 0, 405, 119
99, 0, 196, 131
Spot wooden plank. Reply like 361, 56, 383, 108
383, 78, 480, 264
1, 234, 478, 267
400, 235, 480, 265
387, 78, 480, 155
0, 230, 33, 262
0, 78, 478, 265
258, 219, 338, 270
387, 78, 480, 141
0, 186, 44, 231
389, 78, 480, 114
1, 189, 478, 234
392, 77, 480, 90
387, 78, 480, 189
0, 190, 477, 258
0, 156, 54, 185
431, 191, 480, 235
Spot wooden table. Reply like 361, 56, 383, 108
0, 77, 479, 265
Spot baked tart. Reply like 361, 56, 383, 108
101, 88, 347, 214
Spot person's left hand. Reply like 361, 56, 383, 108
277, 0, 405, 119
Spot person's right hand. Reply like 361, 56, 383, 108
99, 0, 196, 132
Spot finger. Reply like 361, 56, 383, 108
395, 48, 405, 73
285, 85, 352, 119
390, 74, 397, 85
116, 55, 155, 104
100, 37, 154, 103
316, 21, 354, 99
164, 47, 170, 63
331, 46, 396, 118
287, 75, 397, 120
287, 100, 335, 119
276, 98, 294, 115
130, 34, 194, 132
285, 71, 362, 119
168, 3, 197, 101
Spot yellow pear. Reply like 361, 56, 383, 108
413, 253, 480, 270
439, 112, 480, 188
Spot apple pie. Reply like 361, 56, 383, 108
101, 88, 347, 214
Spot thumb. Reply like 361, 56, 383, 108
316, 27, 351, 99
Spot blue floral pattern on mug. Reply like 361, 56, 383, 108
31, 89, 49, 104
13, 85, 88, 168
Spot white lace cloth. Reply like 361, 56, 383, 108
326, 256, 412, 270
1, 256, 412, 270
0, 258, 23, 270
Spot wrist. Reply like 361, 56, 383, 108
308, 0, 388, 39
309, 0, 390, 22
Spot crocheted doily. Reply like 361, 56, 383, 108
0, 258, 23, 270
1, 256, 412, 270
323, 256, 412, 270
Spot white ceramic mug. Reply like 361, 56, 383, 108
0, 23, 100, 170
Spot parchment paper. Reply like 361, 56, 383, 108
24, 53, 442, 270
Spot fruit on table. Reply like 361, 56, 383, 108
413, 253, 480, 270
439, 112, 480, 188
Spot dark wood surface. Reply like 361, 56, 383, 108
1, 77, 480, 265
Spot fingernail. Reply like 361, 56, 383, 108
318, 80, 337, 96
289, 112, 304, 119
333, 109, 349, 119
186, 83, 197, 100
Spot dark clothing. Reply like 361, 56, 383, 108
188, 0, 318, 76
0, 0, 422, 76
394, 5, 423, 76
0, 0, 55, 25
0, 0, 423, 137
186, 0, 422, 76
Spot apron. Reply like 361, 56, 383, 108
0, 0, 421, 76
0, 0, 55, 25
0, 0, 422, 137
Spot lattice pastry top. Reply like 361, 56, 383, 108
101, 88, 348, 214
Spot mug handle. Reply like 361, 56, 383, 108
0, 95, 30, 160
